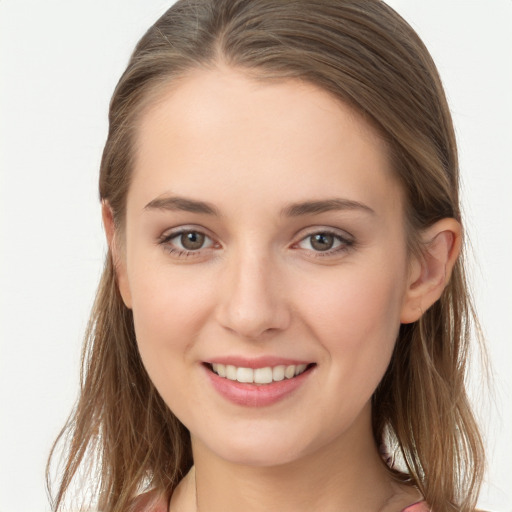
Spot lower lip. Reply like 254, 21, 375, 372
204, 365, 313, 407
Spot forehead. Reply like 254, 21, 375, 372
130, 67, 403, 219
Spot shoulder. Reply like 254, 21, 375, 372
127, 489, 169, 512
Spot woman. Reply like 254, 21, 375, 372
47, 1, 485, 511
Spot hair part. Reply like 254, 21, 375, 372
48, 2, 485, 511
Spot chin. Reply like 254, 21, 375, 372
219, 444, 304, 468
195, 423, 322, 468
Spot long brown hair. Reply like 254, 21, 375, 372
47, 1, 485, 511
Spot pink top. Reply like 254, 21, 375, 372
402, 501, 430, 512
130, 492, 430, 512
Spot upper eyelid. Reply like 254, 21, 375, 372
159, 225, 216, 241
293, 226, 354, 242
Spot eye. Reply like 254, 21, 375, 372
176, 231, 208, 250
296, 230, 353, 254
158, 228, 216, 256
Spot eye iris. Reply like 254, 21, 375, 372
310, 233, 334, 251
181, 231, 205, 250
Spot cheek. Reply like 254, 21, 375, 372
295, 265, 406, 427
127, 267, 218, 420
300, 263, 405, 375
128, 264, 215, 366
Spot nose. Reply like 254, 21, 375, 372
215, 249, 291, 340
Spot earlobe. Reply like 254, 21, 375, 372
101, 201, 132, 309
400, 218, 462, 324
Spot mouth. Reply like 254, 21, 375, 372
205, 362, 316, 385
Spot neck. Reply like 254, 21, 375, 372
175, 409, 416, 512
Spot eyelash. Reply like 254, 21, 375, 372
157, 228, 355, 259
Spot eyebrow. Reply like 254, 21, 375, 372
144, 196, 220, 215
144, 195, 375, 217
281, 198, 375, 217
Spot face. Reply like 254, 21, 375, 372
115, 67, 417, 467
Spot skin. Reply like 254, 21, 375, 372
104, 66, 461, 512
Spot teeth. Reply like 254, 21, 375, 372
236, 367, 253, 383
272, 365, 285, 381
254, 367, 273, 384
295, 364, 307, 376
210, 363, 310, 384
226, 365, 237, 380
284, 365, 295, 379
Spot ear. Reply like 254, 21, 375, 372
101, 201, 132, 309
400, 218, 462, 324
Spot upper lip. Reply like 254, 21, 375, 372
205, 356, 314, 369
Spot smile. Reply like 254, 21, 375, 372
204, 360, 316, 406
210, 363, 311, 385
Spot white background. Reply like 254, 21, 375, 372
0, 1, 511, 511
